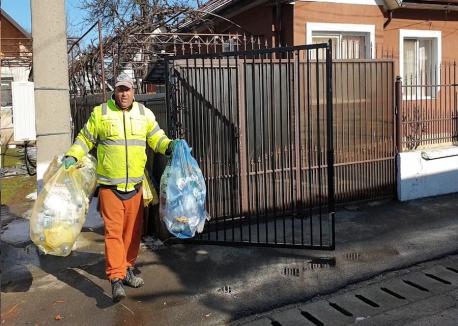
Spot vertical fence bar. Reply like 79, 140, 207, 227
306, 49, 313, 246
209, 57, 218, 240
270, 50, 278, 244
165, 60, 176, 139
287, 49, 295, 244
279, 52, 286, 243
201, 59, 209, 219
236, 55, 246, 242
395, 76, 402, 152
294, 49, 302, 245
244, 52, 252, 243
326, 40, 335, 248
226, 55, 235, 241
455, 61, 457, 144
251, 53, 260, 243
217, 55, 225, 239
315, 47, 323, 246
260, 50, 268, 243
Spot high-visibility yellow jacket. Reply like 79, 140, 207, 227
66, 99, 171, 192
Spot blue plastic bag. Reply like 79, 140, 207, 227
159, 140, 209, 238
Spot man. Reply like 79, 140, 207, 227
64, 74, 176, 302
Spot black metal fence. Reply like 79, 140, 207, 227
398, 61, 458, 151
70, 54, 397, 246
333, 60, 396, 201
167, 44, 335, 249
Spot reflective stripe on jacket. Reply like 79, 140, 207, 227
66, 99, 171, 192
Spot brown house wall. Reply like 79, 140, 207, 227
383, 9, 458, 63
1, 15, 27, 39
200, 4, 294, 48
294, 2, 385, 47
292, 2, 458, 75
1, 14, 31, 56
210, 5, 274, 46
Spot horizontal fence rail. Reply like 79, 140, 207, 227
167, 43, 335, 249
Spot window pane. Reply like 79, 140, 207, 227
1, 78, 13, 106
404, 37, 437, 97
312, 35, 338, 59
403, 39, 417, 86
312, 32, 369, 59
418, 39, 434, 85
341, 35, 366, 59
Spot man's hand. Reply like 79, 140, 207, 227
63, 156, 77, 170
166, 139, 180, 157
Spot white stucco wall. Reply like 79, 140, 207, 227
397, 147, 458, 201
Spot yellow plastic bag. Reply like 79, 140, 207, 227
30, 154, 97, 256
143, 169, 158, 207
43, 222, 78, 252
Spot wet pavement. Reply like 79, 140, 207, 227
1, 193, 458, 325
234, 254, 458, 325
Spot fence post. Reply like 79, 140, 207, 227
165, 59, 175, 138
237, 60, 249, 214
326, 39, 335, 249
395, 76, 402, 152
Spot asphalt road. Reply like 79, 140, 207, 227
233, 254, 458, 326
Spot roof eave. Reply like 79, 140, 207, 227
0, 9, 31, 38
384, 0, 403, 10
401, 2, 458, 11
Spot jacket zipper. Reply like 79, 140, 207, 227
122, 111, 128, 191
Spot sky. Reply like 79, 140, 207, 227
2, 0, 88, 36
2, 0, 202, 47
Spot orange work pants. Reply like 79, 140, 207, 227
99, 187, 144, 281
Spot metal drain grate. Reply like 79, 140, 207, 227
380, 287, 406, 300
329, 302, 353, 317
446, 267, 458, 273
355, 294, 380, 307
281, 267, 300, 277
402, 280, 429, 292
300, 311, 324, 326
304, 257, 336, 270
345, 252, 361, 261
218, 285, 232, 294
424, 273, 452, 285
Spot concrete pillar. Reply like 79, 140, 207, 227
31, 0, 71, 185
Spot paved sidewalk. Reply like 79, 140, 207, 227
1, 194, 458, 325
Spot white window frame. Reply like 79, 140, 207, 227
399, 29, 441, 99
306, 22, 376, 59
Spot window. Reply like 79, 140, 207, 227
312, 32, 368, 59
306, 23, 375, 60
400, 30, 441, 98
222, 37, 236, 52
1, 78, 13, 107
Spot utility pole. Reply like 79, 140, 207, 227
31, 0, 71, 187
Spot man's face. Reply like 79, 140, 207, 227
114, 85, 134, 109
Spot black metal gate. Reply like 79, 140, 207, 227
166, 43, 335, 249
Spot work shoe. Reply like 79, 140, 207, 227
111, 279, 126, 303
123, 267, 144, 288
